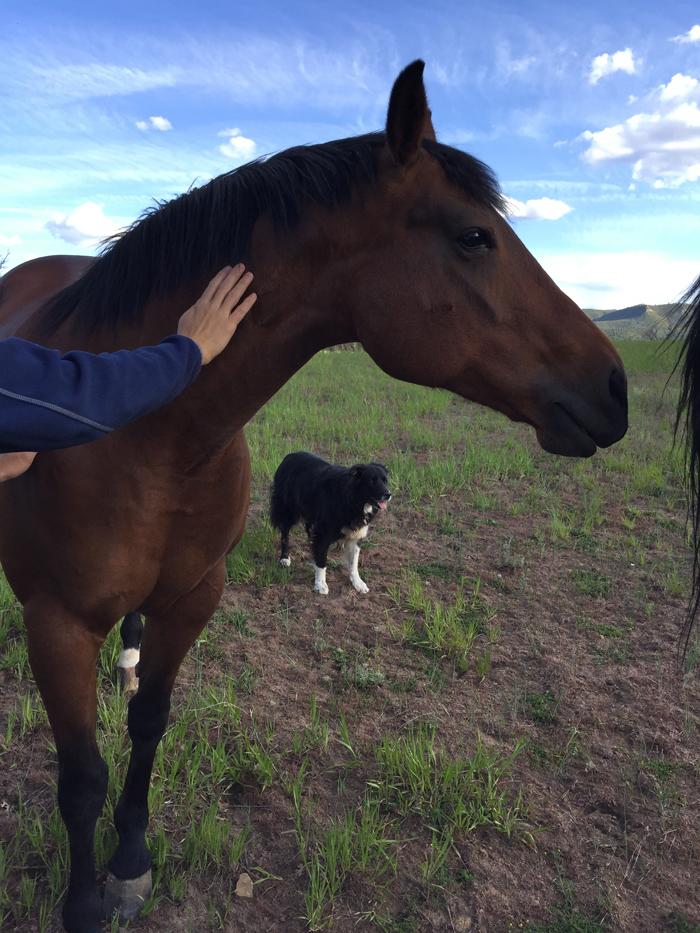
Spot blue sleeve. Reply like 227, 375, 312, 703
0, 334, 202, 453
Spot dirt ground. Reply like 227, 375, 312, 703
2, 468, 700, 933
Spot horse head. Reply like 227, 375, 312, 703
349, 60, 628, 457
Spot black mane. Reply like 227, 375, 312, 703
40, 133, 503, 337
675, 272, 700, 650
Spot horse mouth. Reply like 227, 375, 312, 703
536, 425, 597, 458
534, 402, 619, 458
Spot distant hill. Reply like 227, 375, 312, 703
582, 303, 687, 340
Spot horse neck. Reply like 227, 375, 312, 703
143, 245, 358, 469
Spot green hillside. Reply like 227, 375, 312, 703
582, 303, 686, 340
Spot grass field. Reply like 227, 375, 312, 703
1, 341, 699, 932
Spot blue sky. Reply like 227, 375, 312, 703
1, 0, 699, 308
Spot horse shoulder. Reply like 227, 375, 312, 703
0, 255, 93, 339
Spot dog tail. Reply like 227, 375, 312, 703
269, 483, 292, 531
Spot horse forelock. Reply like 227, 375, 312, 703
38, 133, 503, 338
674, 272, 700, 651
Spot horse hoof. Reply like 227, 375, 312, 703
118, 666, 139, 692
103, 869, 152, 923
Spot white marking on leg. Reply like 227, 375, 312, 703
313, 564, 329, 595
117, 648, 140, 669
338, 539, 351, 569
346, 540, 369, 594
280, 557, 291, 566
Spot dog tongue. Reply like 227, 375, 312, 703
378, 502, 387, 509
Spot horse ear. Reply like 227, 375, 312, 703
386, 59, 435, 165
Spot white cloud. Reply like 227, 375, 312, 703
0, 234, 21, 245
589, 49, 637, 85
671, 25, 700, 44
659, 73, 698, 99
495, 42, 537, 79
137, 116, 172, 131
0, 31, 392, 123
17, 63, 179, 101
580, 73, 700, 186
218, 127, 241, 137
219, 134, 257, 163
150, 116, 172, 131
44, 202, 121, 248
539, 250, 700, 308
504, 196, 573, 220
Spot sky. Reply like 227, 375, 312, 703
1, 0, 699, 309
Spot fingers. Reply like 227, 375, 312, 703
176, 264, 257, 365
200, 265, 236, 304
208, 264, 251, 309
227, 292, 257, 329
220, 271, 254, 317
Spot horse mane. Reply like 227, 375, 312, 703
674, 272, 700, 651
39, 133, 503, 337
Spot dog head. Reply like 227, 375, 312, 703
350, 462, 391, 512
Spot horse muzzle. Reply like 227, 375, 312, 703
534, 366, 628, 458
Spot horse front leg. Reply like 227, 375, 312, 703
24, 598, 108, 933
117, 611, 143, 693
105, 561, 225, 922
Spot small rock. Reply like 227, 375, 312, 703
235, 872, 253, 898
454, 916, 472, 932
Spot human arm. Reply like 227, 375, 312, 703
0, 264, 256, 462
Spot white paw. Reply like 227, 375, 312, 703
280, 557, 291, 566
314, 582, 330, 595
350, 577, 369, 594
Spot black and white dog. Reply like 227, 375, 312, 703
270, 452, 391, 595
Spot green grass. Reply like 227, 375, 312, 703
387, 569, 494, 673
368, 723, 534, 843
664, 912, 700, 933
570, 568, 612, 598
242, 350, 538, 505
523, 850, 613, 932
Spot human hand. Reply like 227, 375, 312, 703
0, 451, 37, 482
177, 265, 257, 365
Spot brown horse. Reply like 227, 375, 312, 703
0, 61, 627, 932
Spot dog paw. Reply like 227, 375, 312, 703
279, 557, 291, 567
350, 577, 369, 594
314, 582, 330, 595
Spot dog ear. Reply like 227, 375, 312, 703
349, 465, 363, 481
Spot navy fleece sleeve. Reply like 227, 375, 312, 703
0, 335, 202, 453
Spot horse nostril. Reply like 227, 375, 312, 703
609, 367, 628, 412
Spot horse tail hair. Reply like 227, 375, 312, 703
674, 272, 700, 654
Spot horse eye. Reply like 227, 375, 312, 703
458, 229, 490, 251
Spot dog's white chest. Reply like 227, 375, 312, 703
341, 523, 369, 542
341, 502, 374, 541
